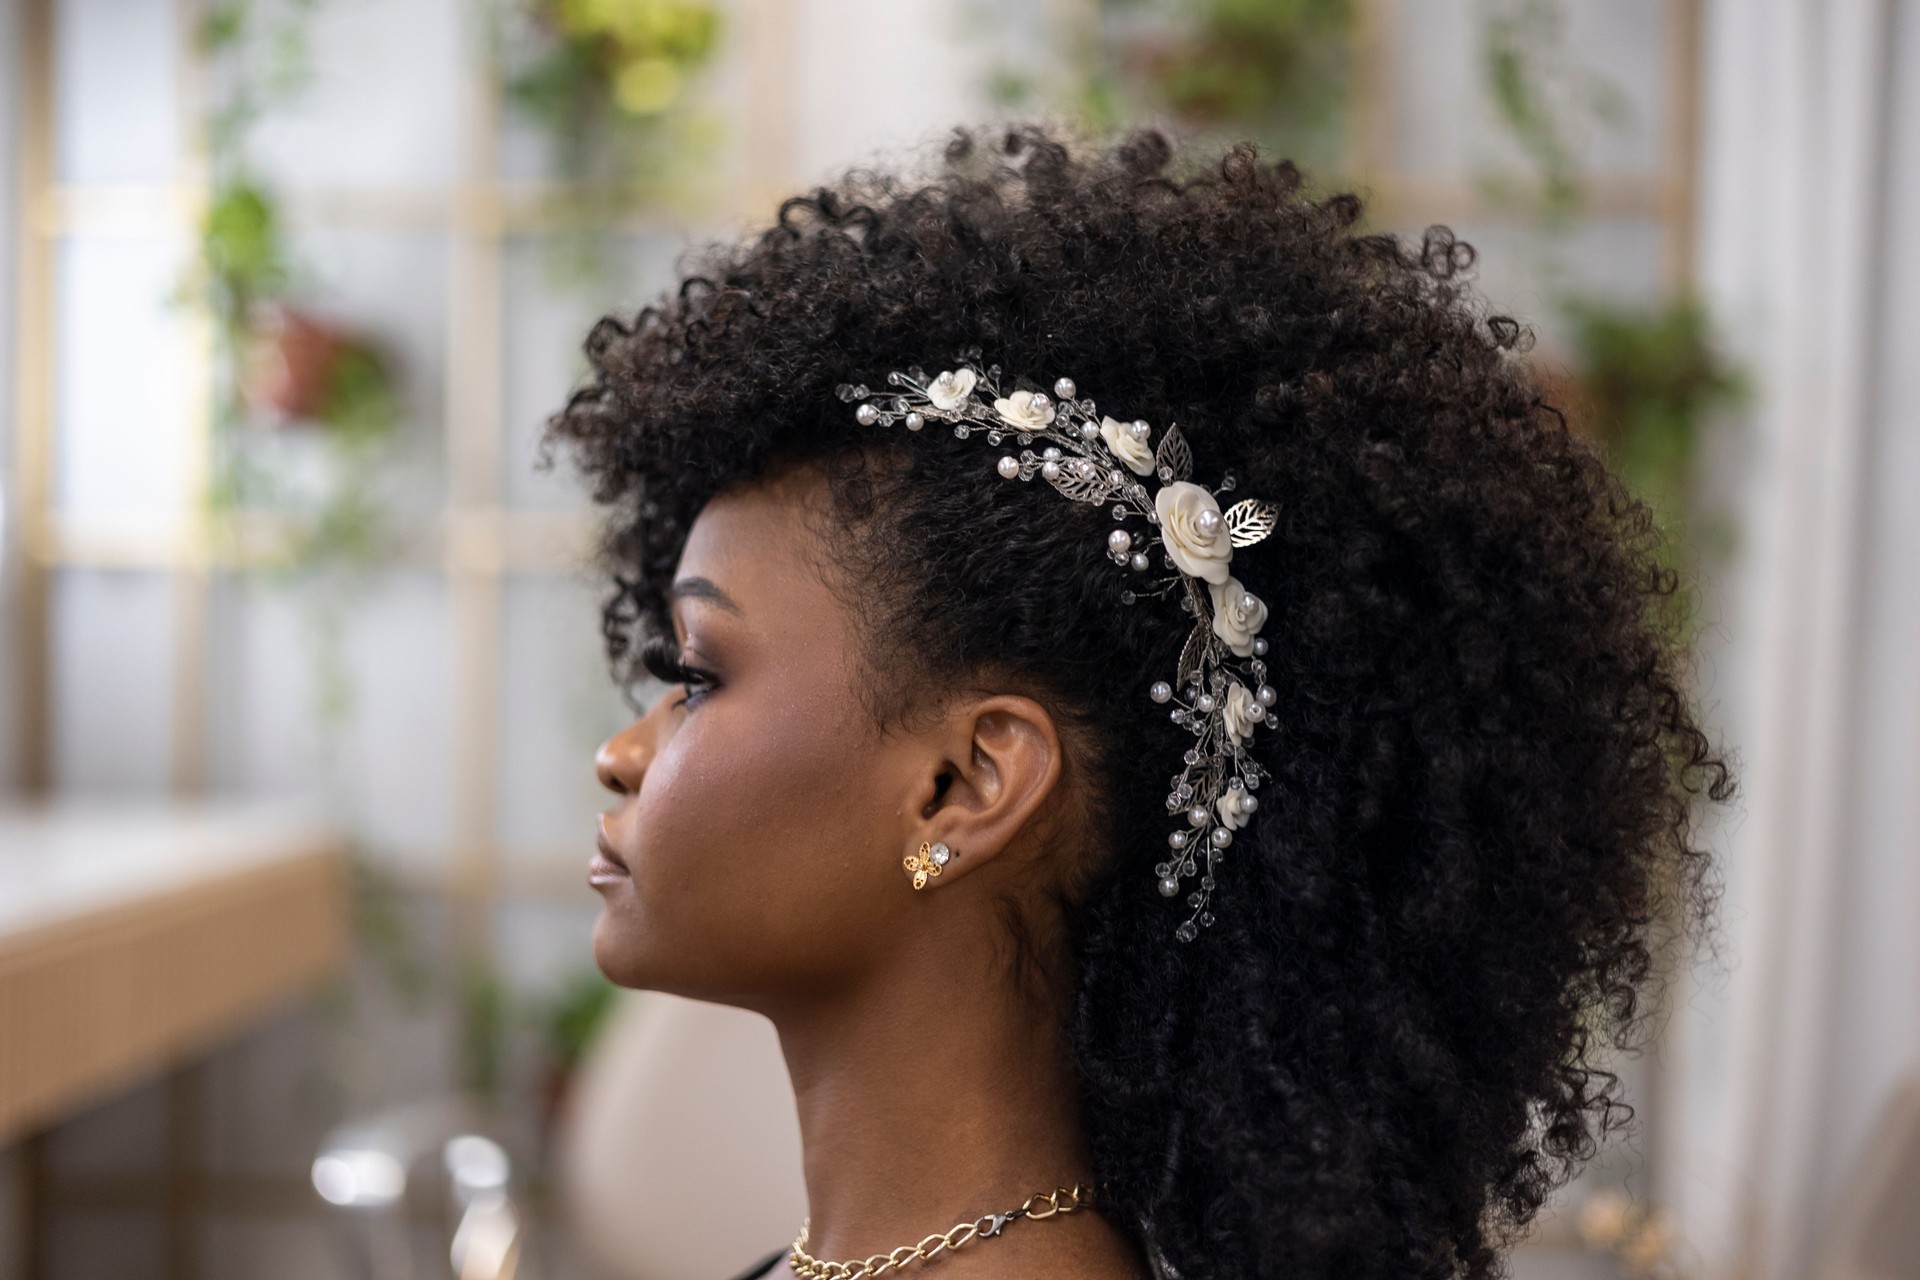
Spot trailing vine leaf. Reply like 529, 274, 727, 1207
1176, 620, 1210, 691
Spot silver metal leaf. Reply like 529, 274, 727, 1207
1223, 499, 1278, 548
1044, 465, 1117, 504
1175, 620, 1209, 690
1154, 424, 1193, 482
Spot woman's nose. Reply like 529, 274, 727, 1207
595, 715, 655, 796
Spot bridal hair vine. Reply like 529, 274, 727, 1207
836, 352, 1279, 941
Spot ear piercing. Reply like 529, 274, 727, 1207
903, 840, 952, 890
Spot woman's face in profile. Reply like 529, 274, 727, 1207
588, 468, 923, 1006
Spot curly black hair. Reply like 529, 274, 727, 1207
545, 126, 1729, 1280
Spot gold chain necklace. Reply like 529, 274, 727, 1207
788, 1184, 1091, 1279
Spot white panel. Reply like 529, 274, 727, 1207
51, 569, 175, 793
501, 232, 686, 510
52, 234, 194, 534
53, 0, 182, 184
207, 571, 453, 870
243, 0, 464, 191
1391, 0, 1663, 180
793, 0, 990, 185
498, 573, 630, 860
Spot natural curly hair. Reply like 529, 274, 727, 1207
545, 126, 1729, 1280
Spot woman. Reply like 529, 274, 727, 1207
547, 127, 1728, 1280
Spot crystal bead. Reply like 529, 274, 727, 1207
1155, 862, 1171, 878
1175, 922, 1198, 943
930, 842, 950, 865
953, 425, 970, 439
1120, 590, 1136, 605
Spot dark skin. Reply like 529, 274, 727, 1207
589, 466, 1151, 1280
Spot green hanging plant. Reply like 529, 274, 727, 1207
993, 0, 1356, 177
1561, 296, 1746, 557
496, 0, 725, 273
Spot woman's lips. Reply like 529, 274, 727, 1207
589, 828, 632, 889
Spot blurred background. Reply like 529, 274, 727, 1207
0, 1, 1915, 1278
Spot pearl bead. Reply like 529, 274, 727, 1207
1130, 420, 1151, 442
1195, 693, 1216, 713
1187, 806, 1208, 828
904, 411, 924, 431
1108, 530, 1132, 556
1195, 508, 1222, 537
1252, 638, 1268, 656
1080, 422, 1100, 441
1168, 830, 1188, 850
1029, 393, 1049, 410
1240, 592, 1258, 614
854, 403, 879, 425
1158, 877, 1180, 898
1247, 702, 1266, 721
1041, 446, 1062, 460
1130, 552, 1149, 572
1256, 685, 1276, 706
1054, 377, 1076, 400
1149, 680, 1172, 703
1239, 794, 1258, 814
1041, 461, 1060, 481
996, 455, 1020, 479
1211, 827, 1232, 848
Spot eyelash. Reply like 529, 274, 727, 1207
638, 634, 717, 709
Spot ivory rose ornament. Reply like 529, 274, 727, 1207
1221, 681, 1259, 746
1153, 481, 1232, 584
926, 369, 977, 411
1208, 576, 1268, 657
1215, 789, 1252, 831
993, 389, 1057, 429
1099, 416, 1156, 476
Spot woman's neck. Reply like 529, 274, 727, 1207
767, 920, 1119, 1272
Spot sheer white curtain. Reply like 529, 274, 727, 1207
1661, 2, 1920, 1277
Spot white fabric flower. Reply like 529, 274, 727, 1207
1208, 576, 1269, 657
1099, 416, 1155, 476
1221, 681, 1258, 746
993, 389, 1056, 429
1215, 788, 1252, 831
925, 368, 977, 411
1153, 481, 1232, 583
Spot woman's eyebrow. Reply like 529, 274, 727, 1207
669, 575, 744, 617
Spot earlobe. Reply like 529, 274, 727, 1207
903, 696, 1063, 888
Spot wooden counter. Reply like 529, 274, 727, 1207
0, 802, 348, 1142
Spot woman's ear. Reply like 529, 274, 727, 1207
907, 694, 1064, 886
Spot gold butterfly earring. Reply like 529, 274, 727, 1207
903, 840, 952, 890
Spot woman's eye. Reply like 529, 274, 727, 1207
637, 634, 717, 709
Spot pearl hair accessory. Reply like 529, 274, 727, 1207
837, 354, 1279, 941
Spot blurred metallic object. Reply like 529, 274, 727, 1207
1815, 1075, 1920, 1280
313, 1101, 523, 1280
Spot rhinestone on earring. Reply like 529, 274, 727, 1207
903, 840, 952, 890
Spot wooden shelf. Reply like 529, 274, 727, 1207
0, 802, 348, 1143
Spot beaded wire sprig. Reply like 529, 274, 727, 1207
836, 352, 1279, 940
